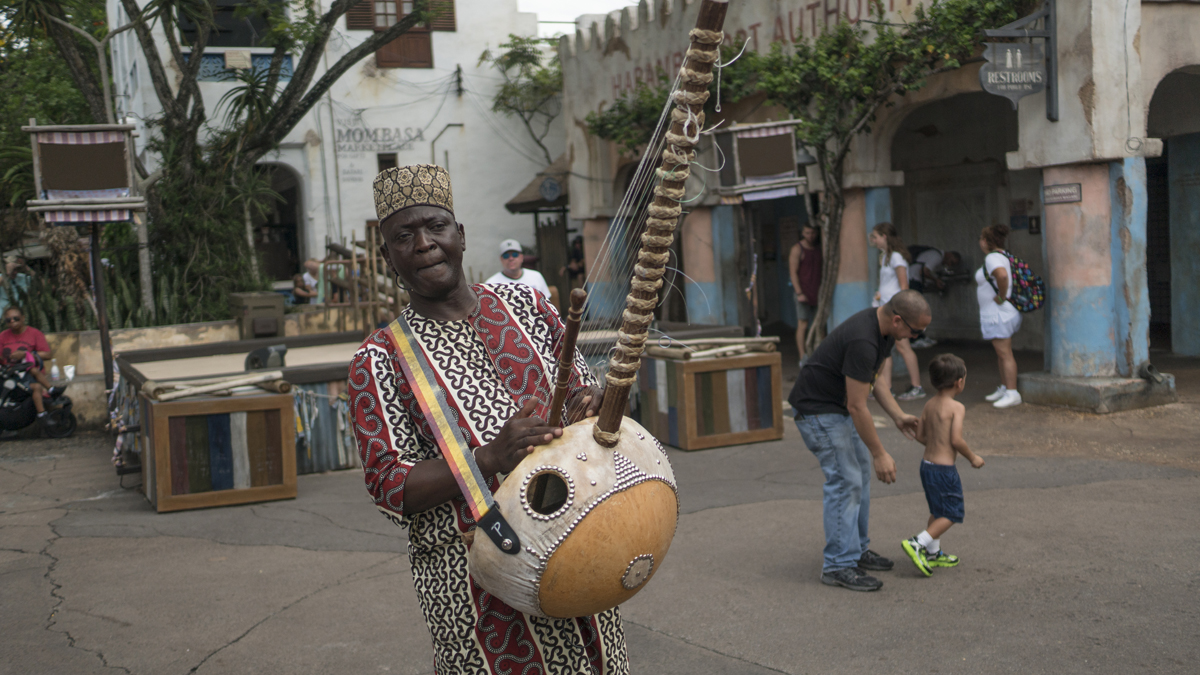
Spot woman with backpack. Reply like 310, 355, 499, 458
977, 223, 1022, 408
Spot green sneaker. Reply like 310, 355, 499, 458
901, 537, 932, 577
926, 550, 960, 568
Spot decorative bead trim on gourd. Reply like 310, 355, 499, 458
530, 450, 677, 576
519, 465, 576, 522
621, 554, 655, 590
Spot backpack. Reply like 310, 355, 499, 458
984, 251, 1045, 313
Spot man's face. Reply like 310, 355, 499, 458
501, 249, 523, 274
801, 227, 817, 244
378, 206, 466, 298
3, 311, 23, 332
891, 312, 931, 340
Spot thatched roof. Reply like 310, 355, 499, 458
505, 153, 570, 214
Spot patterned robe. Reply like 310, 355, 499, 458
350, 283, 629, 674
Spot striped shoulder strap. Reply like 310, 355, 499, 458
382, 315, 520, 555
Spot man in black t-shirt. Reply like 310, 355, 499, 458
789, 290, 931, 591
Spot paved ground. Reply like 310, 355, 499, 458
3, 346, 1198, 674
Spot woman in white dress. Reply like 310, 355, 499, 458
976, 223, 1022, 408
869, 222, 924, 400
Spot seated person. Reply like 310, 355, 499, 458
0, 307, 59, 418
292, 273, 317, 304
907, 246, 962, 293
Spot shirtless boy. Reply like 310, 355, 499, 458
901, 353, 985, 576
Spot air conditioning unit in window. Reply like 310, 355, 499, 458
711, 120, 811, 204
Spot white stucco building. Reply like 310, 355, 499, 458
106, 0, 563, 284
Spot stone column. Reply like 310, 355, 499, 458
680, 207, 718, 325
1021, 159, 1173, 412
830, 187, 892, 328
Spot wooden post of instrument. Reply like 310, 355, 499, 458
593, 0, 729, 447
548, 288, 587, 428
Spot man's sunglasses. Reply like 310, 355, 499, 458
501, 251, 521, 259
899, 314, 925, 341
3, 317, 20, 324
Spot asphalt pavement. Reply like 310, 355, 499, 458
3, 387, 1197, 675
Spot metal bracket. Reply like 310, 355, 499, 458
984, 0, 1057, 122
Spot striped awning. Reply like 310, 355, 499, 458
45, 188, 130, 200
37, 131, 126, 145
735, 124, 796, 139
44, 210, 132, 223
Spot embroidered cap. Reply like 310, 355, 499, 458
373, 164, 454, 223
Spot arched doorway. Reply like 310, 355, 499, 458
1146, 67, 1200, 355
254, 163, 304, 281
888, 92, 1044, 349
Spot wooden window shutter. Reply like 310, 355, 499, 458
345, 1, 373, 30
376, 32, 432, 68
428, 0, 456, 31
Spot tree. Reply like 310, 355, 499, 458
2, 0, 442, 323
479, 35, 562, 166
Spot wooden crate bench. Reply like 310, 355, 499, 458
632, 352, 783, 451
139, 393, 297, 512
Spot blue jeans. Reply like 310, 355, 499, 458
795, 414, 872, 572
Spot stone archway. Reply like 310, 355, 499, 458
254, 163, 305, 282
1145, 67, 1200, 355
886, 92, 1044, 349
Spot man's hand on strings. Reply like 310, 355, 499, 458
565, 385, 604, 424
476, 399, 562, 476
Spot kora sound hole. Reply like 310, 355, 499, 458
522, 468, 574, 520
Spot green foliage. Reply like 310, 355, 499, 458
0, 12, 96, 209
584, 76, 670, 156
751, 0, 1025, 168
584, 41, 756, 155
480, 35, 563, 164
142, 133, 273, 324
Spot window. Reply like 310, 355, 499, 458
348, 0, 458, 67
180, 1, 283, 48
346, 1, 455, 68
377, 153, 398, 173
346, 0, 455, 31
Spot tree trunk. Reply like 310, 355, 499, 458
244, 200, 260, 279
135, 213, 155, 319
806, 161, 845, 353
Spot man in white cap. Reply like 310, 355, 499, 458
485, 238, 551, 299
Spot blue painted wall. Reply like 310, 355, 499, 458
864, 186, 892, 299
1110, 157, 1149, 375
1169, 133, 1200, 356
713, 205, 741, 326
830, 187, 891, 330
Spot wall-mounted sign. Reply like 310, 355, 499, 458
335, 126, 425, 153
1043, 183, 1082, 204
538, 177, 562, 202
980, 43, 1046, 109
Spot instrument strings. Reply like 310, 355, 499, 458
579, 71, 687, 356
539, 65, 706, 423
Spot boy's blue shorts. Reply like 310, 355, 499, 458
920, 460, 965, 523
